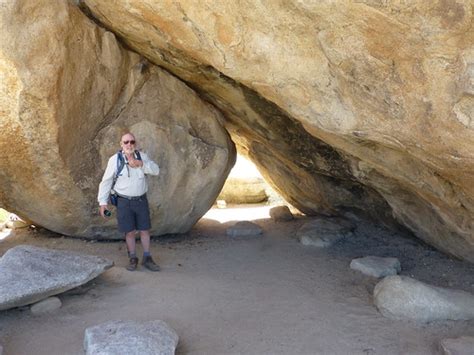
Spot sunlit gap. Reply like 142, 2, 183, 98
202, 204, 272, 223
0, 229, 13, 241
201, 154, 285, 223
0, 208, 20, 242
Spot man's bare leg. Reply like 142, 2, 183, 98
139, 230, 150, 253
125, 231, 139, 271
125, 230, 137, 254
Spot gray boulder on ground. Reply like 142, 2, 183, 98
0, 245, 113, 311
373, 276, 474, 322
30, 296, 62, 315
269, 206, 294, 222
439, 336, 474, 355
226, 221, 263, 237
84, 320, 179, 355
298, 217, 354, 248
350, 256, 401, 278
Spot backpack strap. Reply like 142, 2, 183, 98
115, 151, 126, 178
111, 151, 125, 193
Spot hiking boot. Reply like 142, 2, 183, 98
142, 255, 160, 271
126, 257, 139, 271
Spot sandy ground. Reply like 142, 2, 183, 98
0, 206, 473, 355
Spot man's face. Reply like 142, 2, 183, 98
120, 134, 136, 154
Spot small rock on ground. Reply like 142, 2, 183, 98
226, 221, 262, 237
298, 217, 354, 248
84, 320, 179, 355
374, 276, 474, 322
30, 296, 62, 315
269, 206, 294, 222
439, 335, 474, 355
350, 256, 401, 278
300, 234, 344, 248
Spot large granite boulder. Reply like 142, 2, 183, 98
78, 0, 474, 261
0, 245, 113, 311
0, 0, 235, 239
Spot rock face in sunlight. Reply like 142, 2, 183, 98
76, 0, 474, 262
0, 0, 235, 239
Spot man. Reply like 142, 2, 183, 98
98, 132, 161, 271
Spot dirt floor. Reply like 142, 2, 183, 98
0, 206, 473, 355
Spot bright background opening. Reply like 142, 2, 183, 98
202, 154, 288, 223
0, 208, 14, 241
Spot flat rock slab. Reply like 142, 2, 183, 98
226, 221, 263, 237
0, 245, 113, 311
84, 320, 179, 355
350, 256, 401, 278
374, 276, 474, 322
298, 217, 354, 248
269, 206, 294, 222
439, 336, 474, 355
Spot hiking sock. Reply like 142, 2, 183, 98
143, 251, 151, 257
128, 252, 137, 259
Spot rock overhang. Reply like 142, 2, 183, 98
0, 0, 473, 263
76, 0, 474, 262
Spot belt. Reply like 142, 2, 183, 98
116, 193, 146, 201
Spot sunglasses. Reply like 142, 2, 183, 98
122, 140, 136, 145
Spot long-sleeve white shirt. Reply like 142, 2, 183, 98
97, 151, 160, 205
